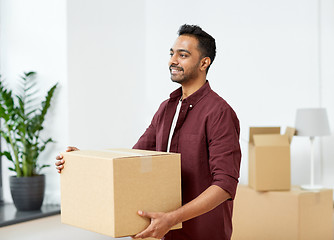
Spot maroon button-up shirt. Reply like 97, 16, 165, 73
133, 81, 241, 240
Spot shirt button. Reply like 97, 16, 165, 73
190, 105, 193, 108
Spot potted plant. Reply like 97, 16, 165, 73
0, 71, 57, 211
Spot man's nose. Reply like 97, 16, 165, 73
169, 54, 178, 66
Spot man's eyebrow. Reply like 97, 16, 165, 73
170, 48, 191, 54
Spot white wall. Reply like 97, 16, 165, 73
1, 0, 334, 204
144, 0, 334, 189
320, 0, 334, 188
0, 0, 67, 203
67, 0, 147, 150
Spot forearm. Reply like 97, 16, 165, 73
168, 185, 231, 225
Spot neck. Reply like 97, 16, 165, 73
181, 77, 206, 100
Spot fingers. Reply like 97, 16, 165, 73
55, 146, 78, 174
55, 159, 65, 173
66, 146, 79, 152
56, 165, 63, 173
133, 227, 151, 239
55, 165, 63, 173
136, 211, 172, 239
134, 211, 159, 239
55, 159, 64, 166
55, 152, 65, 174
133, 211, 152, 239
137, 210, 153, 219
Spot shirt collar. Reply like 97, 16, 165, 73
169, 80, 212, 107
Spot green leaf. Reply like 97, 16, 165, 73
37, 164, 51, 174
0, 151, 14, 162
0, 105, 6, 119
39, 137, 54, 153
24, 71, 36, 77
26, 109, 37, 116
39, 164, 50, 169
17, 96, 25, 113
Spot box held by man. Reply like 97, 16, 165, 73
60, 148, 182, 238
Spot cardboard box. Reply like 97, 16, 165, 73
60, 148, 182, 238
232, 185, 333, 240
248, 126, 295, 191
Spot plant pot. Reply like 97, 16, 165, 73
9, 175, 45, 211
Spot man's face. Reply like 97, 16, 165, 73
169, 35, 203, 84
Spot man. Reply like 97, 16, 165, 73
56, 24, 241, 240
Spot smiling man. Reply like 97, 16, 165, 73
132, 24, 242, 240
56, 24, 241, 240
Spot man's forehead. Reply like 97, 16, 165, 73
170, 35, 198, 52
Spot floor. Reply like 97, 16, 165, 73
0, 203, 60, 227
0, 210, 333, 240
0, 214, 131, 240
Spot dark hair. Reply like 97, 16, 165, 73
178, 24, 216, 72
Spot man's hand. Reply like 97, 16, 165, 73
55, 146, 79, 173
132, 185, 230, 239
133, 210, 176, 239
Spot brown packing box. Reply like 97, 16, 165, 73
232, 185, 333, 240
248, 126, 295, 191
60, 148, 182, 238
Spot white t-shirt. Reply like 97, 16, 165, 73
167, 98, 182, 152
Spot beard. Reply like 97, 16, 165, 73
169, 63, 200, 84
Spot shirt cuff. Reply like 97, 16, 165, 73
212, 175, 238, 200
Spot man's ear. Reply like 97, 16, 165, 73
200, 57, 211, 72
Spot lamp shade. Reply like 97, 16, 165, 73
295, 108, 331, 136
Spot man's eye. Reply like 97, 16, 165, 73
180, 54, 187, 58
169, 53, 173, 57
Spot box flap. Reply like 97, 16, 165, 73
284, 127, 296, 144
249, 127, 281, 144
253, 134, 290, 146
62, 148, 172, 160
104, 148, 171, 157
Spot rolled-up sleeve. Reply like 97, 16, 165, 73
207, 106, 241, 200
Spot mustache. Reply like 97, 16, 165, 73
169, 65, 184, 71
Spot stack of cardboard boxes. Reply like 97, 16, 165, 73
232, 127, 333, 240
